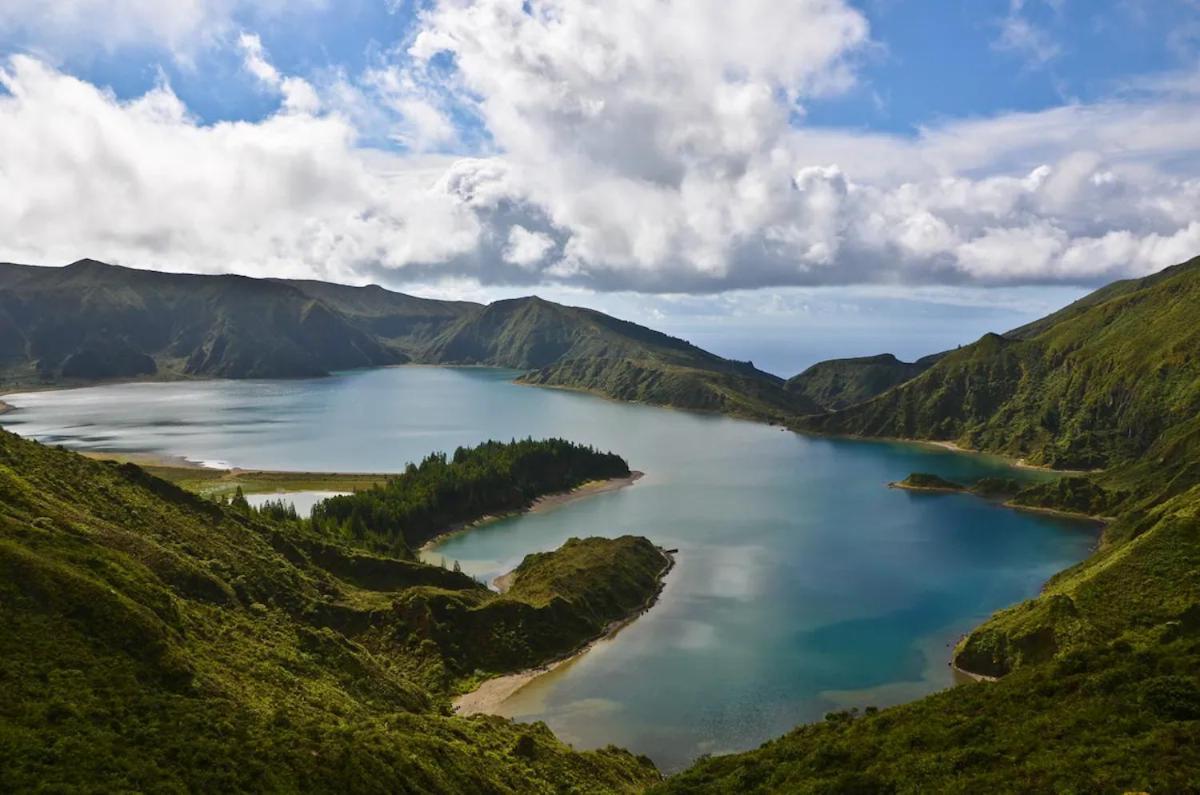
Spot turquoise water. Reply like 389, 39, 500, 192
0, 367, 1097, 771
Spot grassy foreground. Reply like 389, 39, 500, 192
0, 428, 665, 792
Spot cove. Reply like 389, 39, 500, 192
0, 366, 1097, 772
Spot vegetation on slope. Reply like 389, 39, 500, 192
656, 633, 1200, 794
0, 260, 410, 384
891, 472, 966, 492
384, 536, 671, 690
518, 356, 814, 421
801, 255, 1200, 471
312, 438, 630, 555
0, 428, 663, 792
425, 296, 817, 421
272, 277, 476, 357
785, 353, 940, 411
0, 259, 808, 421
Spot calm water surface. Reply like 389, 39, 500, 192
1, 367, 1097, 771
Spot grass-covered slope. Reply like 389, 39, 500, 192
802, 255, 1200, 471
388, 536, 671, 689
275, 277, 478, 356
518, 356, 813, 421
657, 633, 1200, 794
785, 353, 940, 411
425, 296, 816, 421
0, 259, 408, 384
0, 428, 662, 792
0, 260, 809, 421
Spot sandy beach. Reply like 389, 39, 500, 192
1005, 501, 1111, 525
950, 661, 1000, 684
419, 471, 645, 554
919, 439, 1100, 475
454, 546, 675, 716
0, 400, 12, 415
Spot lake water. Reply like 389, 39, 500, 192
245, 491, 349, 517
0, 367, 1097, 771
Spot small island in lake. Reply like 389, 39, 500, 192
889, 472, 967, 492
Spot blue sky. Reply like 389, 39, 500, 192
0, 1, 1197, 372
28, 1, 1198, 141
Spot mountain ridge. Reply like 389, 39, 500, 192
0, 259, 813, 420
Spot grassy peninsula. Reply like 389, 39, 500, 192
309, 438, 631, 556
890, 472, 967, 492
0, 427, 670, 792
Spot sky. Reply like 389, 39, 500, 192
1, 1, 1198, 374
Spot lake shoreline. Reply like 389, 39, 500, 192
950, 661, 1000, 684
453, 546, 676, 716
75, 451, 395, 498
887, 478, 1110, 525
4, 366, 1100, 751
418, 471, 645, 556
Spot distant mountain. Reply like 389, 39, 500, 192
423, 295, 817, 419
784, 352, 942, 411
272, 277, 477, 356
0, 260, 409, 383
0, 259, 812, 420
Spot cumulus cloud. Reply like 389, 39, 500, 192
503, 225, 555, 267
0, 55, 477, 282
237, 32, 319, 114
993, 1, 1062, 68
0, 0, 1199, 293
0, 0, 314, 59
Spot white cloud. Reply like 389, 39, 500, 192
993, 0, 1062, 68
237, 32, 319, 114
503, 225, 555, 267
0, 1, 1199, 293
0, 56, 476, 282
0, 0, 317, 60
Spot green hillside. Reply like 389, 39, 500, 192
0, 428, 665, 792
424, 296, 815, 420
785, 352, 940, 411
657, 630, 1200, 793
0, 260, 407, 384
0, 260, 808, 420
274, 277, 477, 356
801, 254, 1200, 471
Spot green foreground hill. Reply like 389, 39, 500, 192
0, 259, 811, 421
0, 428, 667, 792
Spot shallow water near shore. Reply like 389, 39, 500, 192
1, 367, 1097, 772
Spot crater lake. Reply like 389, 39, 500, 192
0, 366, 1097, 771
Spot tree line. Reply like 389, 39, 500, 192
304, 438, 629, 556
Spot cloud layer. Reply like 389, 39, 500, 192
0, 0, 1198, 292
